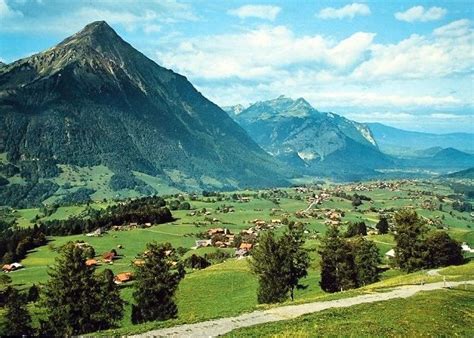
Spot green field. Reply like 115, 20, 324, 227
2, 179, 474, 335
225, 288, 474, 337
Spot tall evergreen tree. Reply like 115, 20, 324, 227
280, 224, 310, 301
250, 231, 290, 303
41, 242, 123, 335
3, 286, 33, 336
425, 232, 463, 268
376, 217, 389, 234
250, 226, 309, 303
319, 227, 357, 293
27, 284, 40, 303
132, 242, 185, 324
95, 269, 125, 328
352, 237, 381, 286
345, 221, 367, 237
393, 209, 428, 272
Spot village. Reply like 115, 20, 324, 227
2, 179, 473, 289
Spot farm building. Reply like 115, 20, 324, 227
461, 243, 474, 253
385, 249, 396, 258
85, 259, 98, 266
103, 251, 116, 263
114, 272, 133, 284
2, 262, 23, 272
195, 239, 212, 248
239, 243, 253, 251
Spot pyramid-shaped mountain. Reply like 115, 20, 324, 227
0, 21, 287, 205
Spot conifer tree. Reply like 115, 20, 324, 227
425, 232, 463, 268
319, 227, 357, 292
132, 242, 185, 323
3, 286, 33, 336
250, 226, 309, 303
250, 231, 289, 303
41, 242, 123, 335
352, 236, 381, 286
393, 209, 428, 272
376, 217, 389, 234
283, 224, 310, 301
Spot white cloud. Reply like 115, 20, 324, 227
156, 26, 374, 80
0, 0, 23, 18
434, 19, 471, 37
395, 6, 446, 22
352, 20, 473, 80
317, 3, 370, 20
228, 5, 281, 21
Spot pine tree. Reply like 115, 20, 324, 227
3, 286, 33, 336
41, 242, 123, 335
346, 221, 367, 237
393, 209, 428, 272
250, 226, 309, 304
250, 231, 289, 303
27, 284, 40, 303
376, 217, 389, 234
319, 227, 357, 292
95, 269, 124, 329
132, 242, 185, 323
283, 224, 310, 301
352, 237, 381, 286
425, 232, 463, 268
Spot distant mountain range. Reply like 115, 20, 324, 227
224, 96, 392, 180
441, 167, 474, 179
0, 21, 471, 208
0, 21, 287, 207
368, 123, 474, 156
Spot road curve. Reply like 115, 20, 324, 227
131, 280, 474, 338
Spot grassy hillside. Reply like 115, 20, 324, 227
225, 287, 474, 337
2, 179, 473, 335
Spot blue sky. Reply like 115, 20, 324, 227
0, 0, 473, 133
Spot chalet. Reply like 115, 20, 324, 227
271, 219, 282, 224
103, 252, 116, 263
239, 243, 253, 251
461, 243, 474, 253
86, 228, 104, 237
114, 272, 133, 284
207, 228, 224, 236
85, 259, 98, 267
132, 259, 145, 266
2, 262, 23, 272
235, 248, 249, 258
195, 239, 212, 248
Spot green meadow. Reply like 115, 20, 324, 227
2, 179, 474, 335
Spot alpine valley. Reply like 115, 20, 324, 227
0, 21, 472, 208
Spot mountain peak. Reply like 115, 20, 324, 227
58, 20, 124, 52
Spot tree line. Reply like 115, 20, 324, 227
0, 196, 173, 264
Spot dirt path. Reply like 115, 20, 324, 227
131, 280, 474, 338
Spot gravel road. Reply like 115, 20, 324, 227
131, 280, 474, 338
